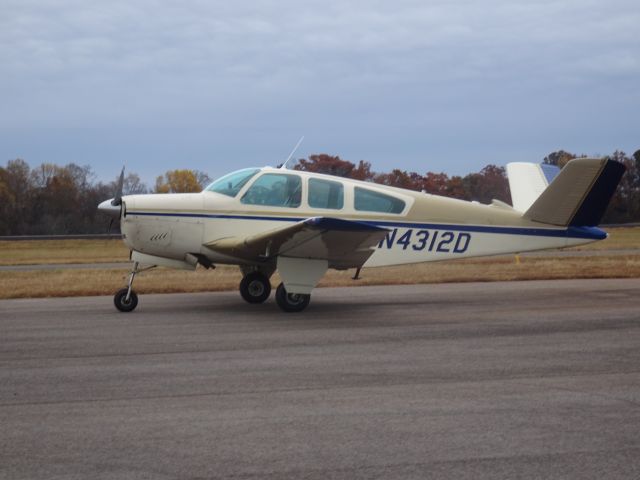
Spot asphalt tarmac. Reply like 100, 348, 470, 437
1, 279, 639, 479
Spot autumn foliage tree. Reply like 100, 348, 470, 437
374, 169, 422, 190
543, 150, 579, 168
296, 154, 374, 181
601, 150, 640, 223
462, 165, 511, 204
154, 169, 208, 193
0, 159, 31, 234
421, 172, 455, 197
0, 166, 13, 234
0, 160, 115, 235
121, 173, 148, 195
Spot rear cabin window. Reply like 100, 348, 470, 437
354, 187, 405, 214
308, 178, 344, 209
241, 173, 302, 208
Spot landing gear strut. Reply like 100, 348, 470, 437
275, 282, 311, 312
239, 272, 271, 304
114, 261, 154, 312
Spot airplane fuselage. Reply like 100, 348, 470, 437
119, 167, 604, 269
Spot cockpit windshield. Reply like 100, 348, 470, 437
205, 168, 260, 197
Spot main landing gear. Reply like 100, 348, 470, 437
238, 269, 311, 312
239, 272, 271, 304
114, 261, 154, 312
275, 283, 310, 312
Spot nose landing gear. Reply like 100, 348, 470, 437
114, 261, 155, 312
114, 287, 138, 312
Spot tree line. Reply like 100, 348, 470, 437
1, 149, 638, 235
0, 162, 211, 235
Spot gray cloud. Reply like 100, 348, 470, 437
1, 0, 638, 180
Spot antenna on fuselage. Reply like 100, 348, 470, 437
280, 136, 304, 169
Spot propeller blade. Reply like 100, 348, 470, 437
111, 166, 125, 206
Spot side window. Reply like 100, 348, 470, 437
241, 173, 302, 208
308, 178, 344, 209
354, 187, 405, 214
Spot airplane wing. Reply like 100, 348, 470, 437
204, 217, 389, 269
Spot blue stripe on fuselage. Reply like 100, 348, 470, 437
126, 211, 607, 240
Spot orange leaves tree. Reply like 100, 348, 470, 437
296, 154, 374, 181
154, 169, 208, 193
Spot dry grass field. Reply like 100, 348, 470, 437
0, 227, 638, 300
569, 226, 640, 250
0, 239, 130, 265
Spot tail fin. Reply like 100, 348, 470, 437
520, 158, 625, 227
506, 162, 560, 212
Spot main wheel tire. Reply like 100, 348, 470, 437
275, 282, 310, 313
239, 272, 271, 304
114, 288, 138, 312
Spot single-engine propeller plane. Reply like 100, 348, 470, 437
99, 157, 625, 312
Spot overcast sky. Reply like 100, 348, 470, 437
1, 0, 638, 184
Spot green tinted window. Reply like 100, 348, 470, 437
241, 173, 302, 208
354, 187, 405, 214
205, 168, 259, 197
308, 178, 344, 209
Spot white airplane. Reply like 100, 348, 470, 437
98, 158, 625, 312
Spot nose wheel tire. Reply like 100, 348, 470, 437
239, 272, 271, 304
275, 282, 310, 312
114, 288, 138, 312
